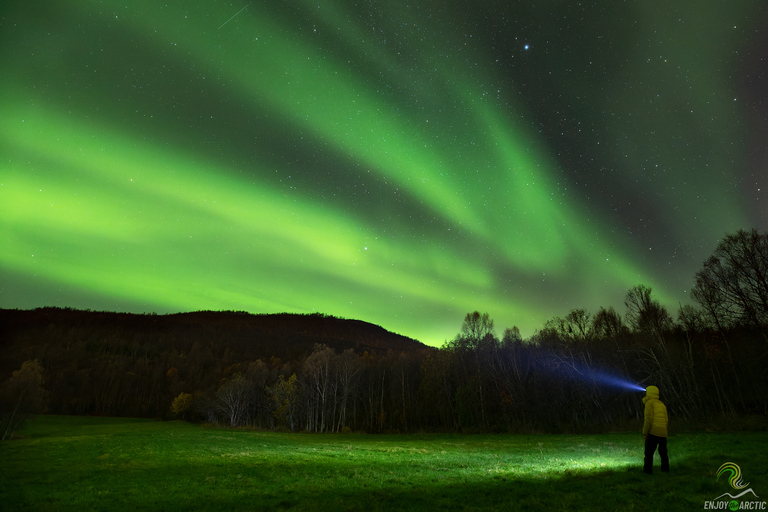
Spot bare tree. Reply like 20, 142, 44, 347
448, 312, 499, 429
564, 309, 593, 343
1, 360, 46, 440
692, 228, 768, 340
458, 311, 495, 348
216, 374, 251, 427
334, 349, 360, 432
624, 285, 673, 348
302, 344, 335, 432
591, 307, 627, 344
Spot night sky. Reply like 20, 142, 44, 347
2, 1, 767, 346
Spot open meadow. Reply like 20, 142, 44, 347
1, 416, 767, 511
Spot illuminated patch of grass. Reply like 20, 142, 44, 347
1, 416, 766, 511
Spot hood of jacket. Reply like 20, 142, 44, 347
643, 385, 659, 404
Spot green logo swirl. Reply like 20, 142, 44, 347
717, 462, 749, 490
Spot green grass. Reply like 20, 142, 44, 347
1, 416, 767, 511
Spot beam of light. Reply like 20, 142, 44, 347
557, 360, 645, 392
586, 373, 646, 393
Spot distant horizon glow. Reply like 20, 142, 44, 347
1, 1, 766, 346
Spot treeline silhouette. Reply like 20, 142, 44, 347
1, 229, 767, 434
0, 310, 427, 420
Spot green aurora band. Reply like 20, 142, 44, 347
1, 1, 763, 345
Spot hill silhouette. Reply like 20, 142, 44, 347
0, 307, 426, 368
0, 308, 430, 418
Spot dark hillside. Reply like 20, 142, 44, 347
0, 308, 425, 365
0, 308, 429, 418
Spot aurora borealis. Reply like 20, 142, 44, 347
1, 1, 766, 346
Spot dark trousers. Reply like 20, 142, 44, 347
644, 434, 669, 474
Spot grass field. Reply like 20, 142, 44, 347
1, 416, 767, 511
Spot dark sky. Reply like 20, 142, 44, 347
1, 0, 766, 345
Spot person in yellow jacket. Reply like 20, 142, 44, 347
642, 385, 669, 474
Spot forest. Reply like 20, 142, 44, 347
1, 229, 767, 438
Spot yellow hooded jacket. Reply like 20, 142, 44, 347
642, 386, 668, 437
